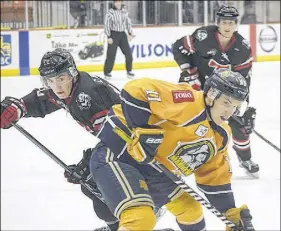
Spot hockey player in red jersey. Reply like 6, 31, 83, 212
0, 48, 121, 231
172, 5, 259, 177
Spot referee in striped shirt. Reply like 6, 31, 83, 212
104, 0, 134, 79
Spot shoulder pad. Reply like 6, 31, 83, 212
235, 32, 251, 50
193, 25, 217, 42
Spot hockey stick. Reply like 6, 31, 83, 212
11, 123, 168, 226
109, 122, 239, 229
11, 123, 105, 202
232, 116, 280, 152
156, 164, 236, 228
253, 130, 280, 152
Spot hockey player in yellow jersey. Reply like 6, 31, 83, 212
89, 69, 254, 230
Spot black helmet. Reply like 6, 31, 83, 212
38, 48, 78, 78
216, 5, 239, 20
203, 69, 248, 102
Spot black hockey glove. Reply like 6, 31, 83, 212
239, 107, 256, 135
179, 67, 201, 91
1, 97, 26, 129
64, 148, 93, 184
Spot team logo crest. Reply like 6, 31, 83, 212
168, 139, 216, 176
196, 30, 208, 41
76, 92, 92, 110
208, 59, 231, 71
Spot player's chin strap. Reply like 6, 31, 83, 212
108, 121, 240, 230
204, 97, 215, 122
205, 105, 214, 121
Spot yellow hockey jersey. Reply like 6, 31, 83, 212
100, 77, 233, 191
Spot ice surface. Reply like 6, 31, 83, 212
1, 62, 280, 230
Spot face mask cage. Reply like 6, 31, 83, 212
40, 67, 77, 89
233, 100, 248, 116
208, 88, 248, 116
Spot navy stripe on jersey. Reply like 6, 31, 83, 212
121, 90, 152, 129
97, 108, 131, 156
197, 183, 235, 213
179, 109, 207, 127
210, 121, 229, 152
104, 8, 132, 37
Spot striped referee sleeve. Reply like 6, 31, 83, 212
104, 12, 112, 38
126, 15, 133, 35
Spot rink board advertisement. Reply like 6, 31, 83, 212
127, 26, 200, 62
256, 24, 280, 62
0, 23, 280, 77
28, 26, 200, 75
28, 29, 106, 75
1, 31, 20, 76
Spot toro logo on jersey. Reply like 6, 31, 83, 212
172, 90, 194, 103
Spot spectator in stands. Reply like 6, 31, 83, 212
92, 1, 104, 25
70, 0, 88, 28
182, 1, 204, 24
146, 1, 156, 24
241, 0, 257, 24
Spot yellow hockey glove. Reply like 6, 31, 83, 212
127, 128, 164, 163
225, 205, 254, 231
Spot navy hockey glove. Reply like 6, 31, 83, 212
179, 67, 201, 91
64, 148, 93, 184
1, 97, 26, 129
